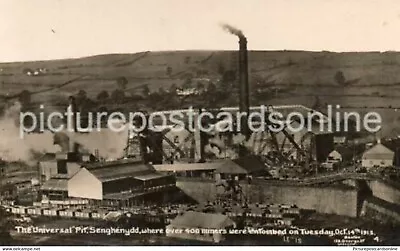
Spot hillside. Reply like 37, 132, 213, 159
1, 50, 400, 137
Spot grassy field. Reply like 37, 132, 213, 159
1, 50, 400, 95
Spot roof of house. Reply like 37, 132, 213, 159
328, 150, 342, 158
362, 143, 394, 160
154, 162, 224, 172
168, 211, 235, 229
41, 178, 68, 191
216, 155, 266, 174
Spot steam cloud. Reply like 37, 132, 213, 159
203, 133, 247, 159
55, 128, 128, 161
0, 102, 60, 164
0, 102, 128, 164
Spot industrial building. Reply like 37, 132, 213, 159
154, 162, 224, 179
0, 180, 34, 199
154, 155, 267, 181
146, 106, 335, 165
38, 150, 97, 182
40, 178, 69, 201
166, 211, 236, 243
215, 155, 267, 180
39, 151, 97, 201
68, 158, 176, 207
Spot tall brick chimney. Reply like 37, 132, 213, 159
238, 36, 250, 140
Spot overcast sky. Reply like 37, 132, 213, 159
1, 0, 400, 62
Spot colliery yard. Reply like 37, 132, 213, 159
1, 27, 400, 246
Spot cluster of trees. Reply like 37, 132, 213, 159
18, 90, 31, 107
96, 76, 131, 104
334, 70, 346, 85
82, 60, 238, 109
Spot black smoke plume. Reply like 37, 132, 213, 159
221, 23, 245, 38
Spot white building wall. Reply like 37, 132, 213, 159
67, 163, 81, 177
39, 161, 58, 181
362, 159, 393, 168
68, 168, 103, 200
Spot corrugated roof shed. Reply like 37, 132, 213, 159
134, 173, 167, 181
83, 158, 145, 170
154, 162, 224, 172
169, 211, 234, 229
89, 163, 154, 182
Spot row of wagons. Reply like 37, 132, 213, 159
4, 206, 109, 220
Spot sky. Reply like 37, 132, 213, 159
1, 0, 400, 62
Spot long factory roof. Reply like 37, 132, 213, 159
89, 164, 155, 182
153, 161, 225, 172
134, 173, 169, 181
154, 155, 266, 174
80, 158, 169, 183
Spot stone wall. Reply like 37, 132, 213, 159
177, 179, 359, 217
368, 180, 400, 206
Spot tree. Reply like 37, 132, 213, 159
222, 70, 236, 83
312, 96, 321, 110
116, 77, 128, 90
184, 56, 191, 64
22, 68, 33, 74
169, 83, 177, 94
196, 82, 205, 93
96, 90, 109, 101
77, 90, 87, 100
158, 87, 166, 95
18, 90, 31, 105
142, 84, 150, 97
76, 90, 87, 107
334, 70, 346, 85
207, 82, 217, 93
166, 66, 173, 76
217, 62, 225, 75
196, 69, 208, 77
111, 89, 125, 103
182, 78, 192, 89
